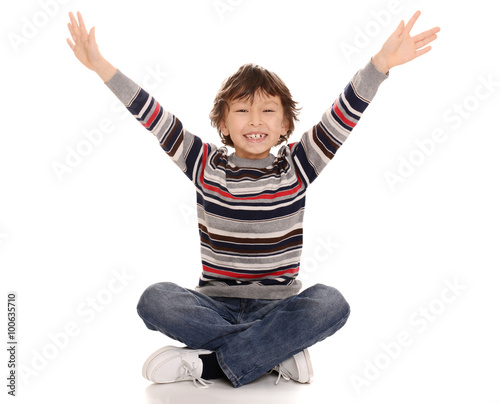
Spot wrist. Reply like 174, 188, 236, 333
94, 59, 117, 83
372, 53, 390, 75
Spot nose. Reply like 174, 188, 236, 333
248, 109, 263, 127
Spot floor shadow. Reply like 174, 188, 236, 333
144, 373, 311, 404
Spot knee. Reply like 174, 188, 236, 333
306, 284, 350, 322
137, 282, 179, 316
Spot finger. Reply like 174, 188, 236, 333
89, 26, 97, 47
412, 26, 440, 44
76, 11, 89, 38
66, 37, 75, 51
414, 46, 432, 59
68, 12, 83, 42
415, 33, 438, 51
69, 11, 79, 28
67, 22, 77, 42
404, 10, 421, 36
392, 20, 404, 37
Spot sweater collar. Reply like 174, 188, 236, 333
228, 152, 276, 169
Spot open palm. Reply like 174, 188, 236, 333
376, 11, 440, 72
66, 11, 103, 72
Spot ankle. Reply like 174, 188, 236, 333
200, 352, 226, 380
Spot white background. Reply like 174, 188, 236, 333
1, 0, 499, 403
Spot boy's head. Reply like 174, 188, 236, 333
210, 64, 300, 159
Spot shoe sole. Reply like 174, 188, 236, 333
143, 346, 314, 383
302, 348, 314, 384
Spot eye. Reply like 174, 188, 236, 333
264, 109, 275, 112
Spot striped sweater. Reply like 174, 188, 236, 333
106, 60, 388, 299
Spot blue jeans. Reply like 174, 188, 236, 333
137, 282, 350, 388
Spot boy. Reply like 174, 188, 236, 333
66, 10, 439, 388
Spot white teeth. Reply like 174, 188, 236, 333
244, 134, 267, 139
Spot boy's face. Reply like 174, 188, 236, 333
220, 90, 289, 160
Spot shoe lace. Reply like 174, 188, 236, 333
273, 364, 292, 385
178, 360, 214, 389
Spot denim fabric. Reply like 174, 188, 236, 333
137, 282, 350, 388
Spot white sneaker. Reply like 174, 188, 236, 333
142, 346, 214, 388
272, 349, 314, 384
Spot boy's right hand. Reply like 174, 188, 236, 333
66, 11, 116, 82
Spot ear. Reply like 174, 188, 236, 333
281, 119, 290, 136
219, 120, 228, 136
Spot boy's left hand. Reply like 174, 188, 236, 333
372, 11, 440, 74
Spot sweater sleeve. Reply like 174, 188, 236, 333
105, 69, 205, 182
290, 59, 388, 186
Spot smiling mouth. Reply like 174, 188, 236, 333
243, 133, 268, 141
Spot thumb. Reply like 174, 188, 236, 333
86, 26, 103, 68
89, 26, 97, 45
88, 26, 101, 56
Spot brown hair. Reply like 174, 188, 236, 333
209, 64, 300, 147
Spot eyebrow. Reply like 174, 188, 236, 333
230, 99, 280, 107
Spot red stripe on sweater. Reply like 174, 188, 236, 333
202, 264, 299, 279
200, 144, 302, 200
142, 102, 160, 128
333, 100, 356, 128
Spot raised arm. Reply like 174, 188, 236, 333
65, 11, 206, 183
66, 11, 117, 82
290, 59, 388, 186
291, 11, 439, 186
